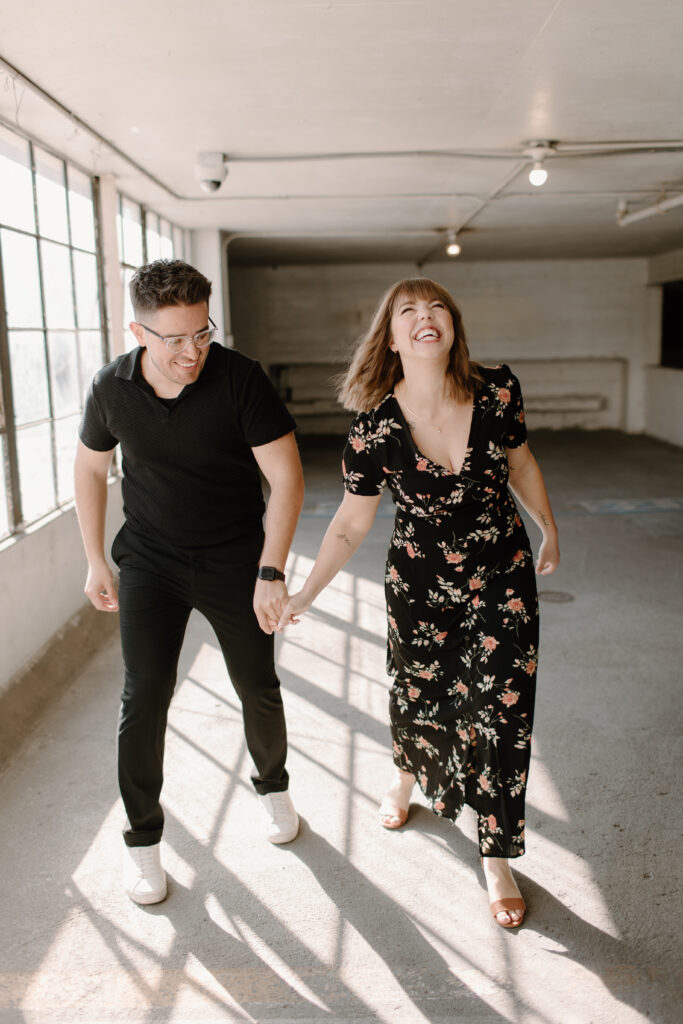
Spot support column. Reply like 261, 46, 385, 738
97, 175, 125, 358
190, 229, 232, 347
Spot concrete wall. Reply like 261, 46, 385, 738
645, 247, 683, 446
644, 368, 683, 448
229, 258, 654, 435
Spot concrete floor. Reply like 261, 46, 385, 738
1, 430, 681, 1024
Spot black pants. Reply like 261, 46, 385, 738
112, 524, 289, 848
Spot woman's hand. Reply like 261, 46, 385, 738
536, 534, 560, 575
277, 589, 314, 631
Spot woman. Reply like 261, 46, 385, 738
278, 278, 559, 928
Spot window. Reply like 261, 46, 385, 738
117, 195, 186, 351
661, 280, 683, 369
0, 124, 106, 538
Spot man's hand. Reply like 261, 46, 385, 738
84, 560, 119, 612
253, 578, 288, 634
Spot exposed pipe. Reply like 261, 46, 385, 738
617, 192, 683, 226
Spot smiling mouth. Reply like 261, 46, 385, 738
414, 328, 441, 342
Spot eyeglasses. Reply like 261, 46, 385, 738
136, 316, 217, 354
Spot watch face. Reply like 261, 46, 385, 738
259, 567, 276, 580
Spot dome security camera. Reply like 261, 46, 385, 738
196, 151, 227, 193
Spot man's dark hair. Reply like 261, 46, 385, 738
129, 259, 212, 316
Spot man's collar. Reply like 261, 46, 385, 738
114, 347, 143, 381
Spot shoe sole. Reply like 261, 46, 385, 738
126, 884, 168, 905
267, 820, 299, 844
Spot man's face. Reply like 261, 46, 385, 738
131, 302, 212, 392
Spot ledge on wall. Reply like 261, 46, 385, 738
0, 601, 119, 770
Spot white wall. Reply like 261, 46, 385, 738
0, 481, 123, 694
229, 258, 653, 434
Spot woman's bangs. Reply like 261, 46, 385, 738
391, 279, 451, 312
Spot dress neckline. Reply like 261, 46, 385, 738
388, 390, 477, 476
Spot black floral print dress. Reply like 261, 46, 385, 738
342, 365, 538, 858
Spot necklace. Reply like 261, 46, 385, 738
399, 394, 457, 434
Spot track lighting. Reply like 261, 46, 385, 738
446, 230, 461, 256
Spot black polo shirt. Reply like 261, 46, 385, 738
79, 343, 296, 547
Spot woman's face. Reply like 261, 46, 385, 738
388, 293, 455, 365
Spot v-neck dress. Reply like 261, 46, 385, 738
342, 364, 538, 858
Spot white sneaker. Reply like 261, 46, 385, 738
123, 842, 167, 904
259, 791, 299, 844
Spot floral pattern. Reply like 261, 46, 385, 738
342, 365, 539, 858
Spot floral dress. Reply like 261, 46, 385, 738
342, 365, 538, 858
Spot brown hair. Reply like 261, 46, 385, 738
129, 259, 212, 316
337, 277, 484, 412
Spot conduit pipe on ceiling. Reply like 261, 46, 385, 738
617, 192, 683, 226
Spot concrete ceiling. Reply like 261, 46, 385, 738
1, 0, 683, 265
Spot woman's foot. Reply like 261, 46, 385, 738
379, 768, 415, 829
481, 857, 526, 928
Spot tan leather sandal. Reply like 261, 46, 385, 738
379, 802, 409, 829
489, 897, 526, 929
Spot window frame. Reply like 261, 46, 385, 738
0, 125, 109, 539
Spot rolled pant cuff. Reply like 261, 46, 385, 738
123, 828, 163, 848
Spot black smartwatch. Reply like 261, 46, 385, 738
257, 565, 286, 582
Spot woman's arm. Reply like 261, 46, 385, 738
506, 442, 560, 576
277, 489, 383, 628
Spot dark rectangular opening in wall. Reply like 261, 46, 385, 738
661, 280, 683, 368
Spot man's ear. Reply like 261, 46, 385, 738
129, 321, 146, 347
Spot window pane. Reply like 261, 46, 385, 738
146, 211, 161, 261
79, 331, 105, 394
121, 197, 143, 266
48, 332, 80, 416
73, 249, 100, 328
40, 241, 75, 328
0, 125, 35, 233
17, 422, 55, 522
9, 331, 50, 424
55, 413, 80, 503
159, 220, 173, 259
172, 226, 184, 259
122, 267, 137, 351
1, 229, 43, 328
35, 147, 69, 244
0, 436, 9, 537
67, 166, 96, 251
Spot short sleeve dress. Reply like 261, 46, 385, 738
342, 364, 539, 858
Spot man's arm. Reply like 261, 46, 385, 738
74, 439, 119, 611
251, 431, 305, 634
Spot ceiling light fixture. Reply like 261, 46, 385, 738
446, 230, 461, 256
529, 161, 548, 187
524, 140, 554, 187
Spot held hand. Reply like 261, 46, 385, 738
253, 578, 289, 635
276, 590, 314, 631
536, 535, 560, 576
84, 562, 119, 612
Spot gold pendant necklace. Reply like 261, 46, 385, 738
400, 395, 456, 434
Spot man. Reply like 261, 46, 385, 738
74, 259, 304, 905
